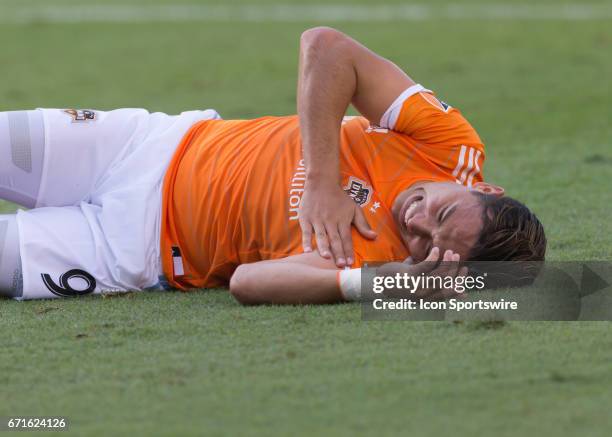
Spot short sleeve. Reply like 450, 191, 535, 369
379, 85, 486, 187
379, 84, 431, 130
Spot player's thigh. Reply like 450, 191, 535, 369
36, 108, 153, 207
0, 110, 45, 207
15, 205, 160, 300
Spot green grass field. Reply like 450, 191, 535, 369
1, 0, 611, 435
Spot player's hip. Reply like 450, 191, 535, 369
13, 108, 222, 299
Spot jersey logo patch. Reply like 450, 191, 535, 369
343, 176, 373, 207
63, 109, 96, 122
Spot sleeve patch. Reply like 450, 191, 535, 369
420, 92, 451, 112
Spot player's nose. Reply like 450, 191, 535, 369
406, 214, 433, 237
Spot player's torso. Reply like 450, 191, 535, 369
170, 115, 448, 286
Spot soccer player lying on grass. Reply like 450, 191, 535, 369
0, 27, 546, 303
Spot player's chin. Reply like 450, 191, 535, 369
410, 254, 427, 264
402, 241, 424, 264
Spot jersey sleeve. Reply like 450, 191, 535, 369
379, 84, 486, 187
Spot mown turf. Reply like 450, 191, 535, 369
1, 0, 611, 436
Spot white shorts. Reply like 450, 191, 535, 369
15, 107, 220, 300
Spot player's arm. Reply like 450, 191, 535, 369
229, 252, 342, 305
300, 27, 417, 124
229, 248, 465, 305
297, 27, 415, 267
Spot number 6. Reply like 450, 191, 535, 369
41, 269, 97, 297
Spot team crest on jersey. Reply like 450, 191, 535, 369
343, 176, 373, 207
63, 109, 96, 122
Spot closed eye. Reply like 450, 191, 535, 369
437, 206, 446, 223
439, 204, 458, 225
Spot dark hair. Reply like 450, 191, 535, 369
467, 194, 547, 288
469, 194, 547, 262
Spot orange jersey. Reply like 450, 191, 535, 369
161, 85, 485, 289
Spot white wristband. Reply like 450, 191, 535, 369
338, 268, 362, 301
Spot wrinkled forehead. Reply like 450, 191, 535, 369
434, 199, 483, 258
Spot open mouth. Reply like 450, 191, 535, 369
399, 190, 425, 232
404, 199, 421, 226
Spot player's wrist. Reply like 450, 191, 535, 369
305, 170, 342, 191
337, 268, 362, 301
305, 169, 339, 185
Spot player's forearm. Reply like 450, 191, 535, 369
297, 27, 357, 183
229, 261, 343, 305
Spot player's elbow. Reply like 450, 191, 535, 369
229, 265, 260, 305
300, 27, 346, 54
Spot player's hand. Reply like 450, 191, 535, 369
299, 181, 377, 267
377, 247, 469, 300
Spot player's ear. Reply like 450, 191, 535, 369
472, 182, 505, 197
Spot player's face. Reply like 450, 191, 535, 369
392, 181, 503, 263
